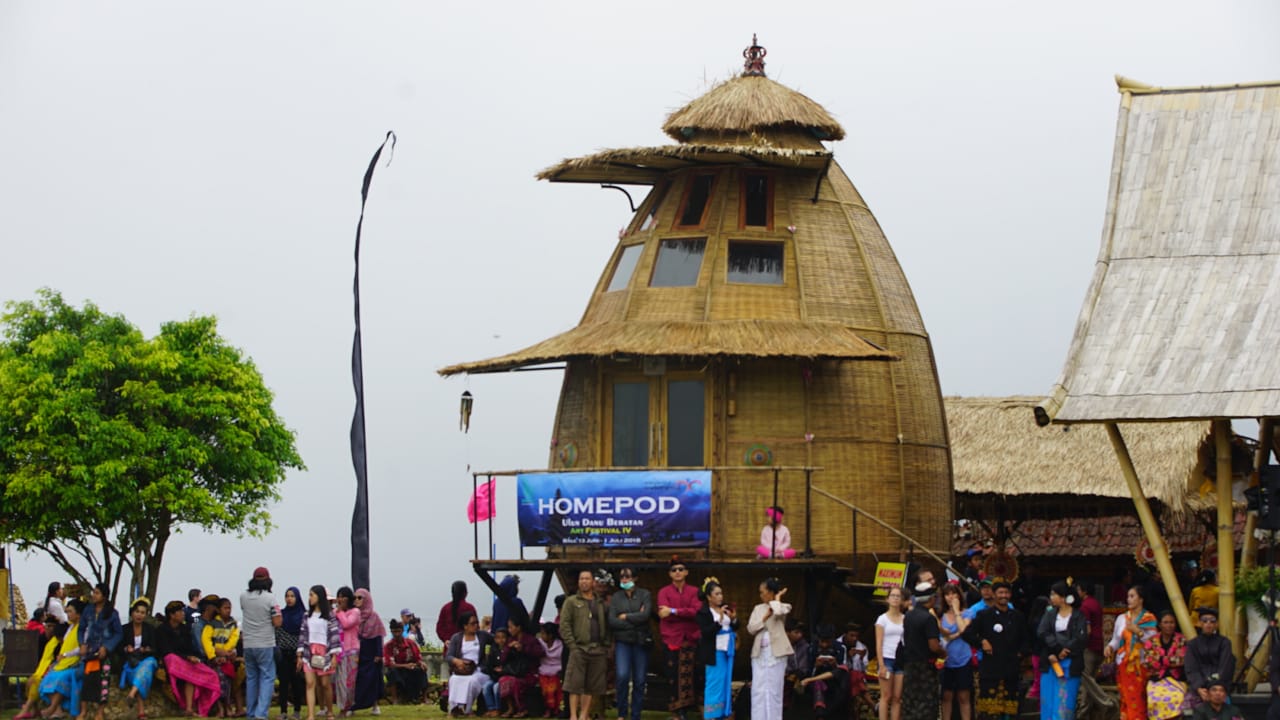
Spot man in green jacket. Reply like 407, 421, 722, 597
560, 569, 611, 720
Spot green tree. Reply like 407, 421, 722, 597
0, 289, 304, 603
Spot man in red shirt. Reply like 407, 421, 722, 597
1077, 584, 1104, 678
657, 558, 702, 720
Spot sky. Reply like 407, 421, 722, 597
2, 1, 1279, 627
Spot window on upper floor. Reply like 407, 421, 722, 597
650, 238, 706, 287
741, 172, 773, 228
674, 173, 716, 228
638, 182, 670, 232
606, 244, 644, 292
727, 241, 784, 285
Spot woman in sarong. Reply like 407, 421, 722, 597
351, 588, 386, 714
696, 579, 737, 720
1038, 581, 1087, 720
447, 612, 494, 716
1142, 611, 1188, 720
497, 619, 545, 717
1106, 585, 1158, 720
334, 587, 361, 715
120, 598, 158, 718
157, 599, 222, 718
37, 600, 83, 719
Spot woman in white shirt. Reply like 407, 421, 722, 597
747, 578, 793, 720
875, 587, 905, 720
44, 582, 68, 624
445, 613, 493, 716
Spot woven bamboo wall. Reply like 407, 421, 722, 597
546, 161, 953, 556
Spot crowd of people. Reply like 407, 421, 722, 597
14, 570, 396, 720
8, 558, 1260, 720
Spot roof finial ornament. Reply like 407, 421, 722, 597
742, 34, 766, 77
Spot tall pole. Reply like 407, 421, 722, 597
1106, 422, 1196, 637
1215, 419, 1239, 663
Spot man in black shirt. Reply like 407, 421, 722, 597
900, 583, 944, 720
1186, 608, 1235, 702
965, 580, 1029, 720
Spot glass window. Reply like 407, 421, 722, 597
611, 382, 649, 466
650, 238, 706, 287
742, 172, 771, 227
666, 380, 705, 466
606, 244, 643, 292
727, 241, 784, 285
639, 183, 669, 231
676, 174, 715, 227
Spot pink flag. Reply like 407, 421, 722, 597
467, 479, 497, 523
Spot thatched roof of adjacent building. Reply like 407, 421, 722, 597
439, 320, 897, 376
661, 74, 845, 143
1037, 78, 1280, 426
950, 396, 1210, 512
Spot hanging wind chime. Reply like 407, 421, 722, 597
459, 390, 473, 433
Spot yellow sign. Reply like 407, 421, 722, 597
872, 562, 907, 596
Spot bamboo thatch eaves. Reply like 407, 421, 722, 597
949, 397, 1209, 511
662, 75, 845, 143
438, 320, 896, 376
1037, 78, 1280, 425
537, 143, 832, 185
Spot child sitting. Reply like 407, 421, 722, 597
757, 506, 797, 559
536, 623, 563, 719
799, 625, 849, 718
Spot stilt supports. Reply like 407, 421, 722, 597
1214, 419, 1239, 663
1106, 422, 1196, 637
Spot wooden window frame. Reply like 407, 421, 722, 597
648, 236, 707, 288
634, 181, 670, 233
672, 172, 718, 230
738, 171, 774, 230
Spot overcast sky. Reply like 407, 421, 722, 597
3, 1, 1279, 624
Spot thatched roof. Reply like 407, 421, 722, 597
537, 142, 832, 185
1037, 77, 1280, 425
438, 320, 897, 376
950, 396, 1209, 510
662, 75, 845, 143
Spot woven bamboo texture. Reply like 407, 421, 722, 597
445, 60, 952, 556
1039, 79, 1280, 425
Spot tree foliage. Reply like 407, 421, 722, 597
0, 289, 304, 602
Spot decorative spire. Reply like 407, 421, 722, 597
742, 34, 766, 77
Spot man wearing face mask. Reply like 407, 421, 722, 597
608, 568, 653, 720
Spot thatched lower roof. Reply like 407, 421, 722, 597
948, 396, 1209, 510
438, 320, 897, 376
537, 143, 831, 185
661, 75, 845, 143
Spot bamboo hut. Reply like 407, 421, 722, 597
1036, 77, 1280, 646
441, 40, 952, 605
945, 396, 1249, 580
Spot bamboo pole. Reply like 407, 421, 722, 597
1238, 418, 1272, 690
1106, 422, 1196, 637
1215, 419, 1240, 663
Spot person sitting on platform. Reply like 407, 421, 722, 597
757, 506, 797, 559
383, 620, 426, 705
1191, 676, 1242, 720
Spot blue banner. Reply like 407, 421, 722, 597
517, 471, 712, 548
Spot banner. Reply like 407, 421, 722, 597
517, 471, 711, 547
872, 561, 907, 596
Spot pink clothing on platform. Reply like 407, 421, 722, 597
758, 524, 794, 557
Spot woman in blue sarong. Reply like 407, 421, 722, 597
695, 578, 738, 720
1037, 580, 1088, 720
39, 599, 85, 719
120, 598, 159, 717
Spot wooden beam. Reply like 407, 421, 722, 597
1215, 419, 1240, 664
1106, 422, 1196, 637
